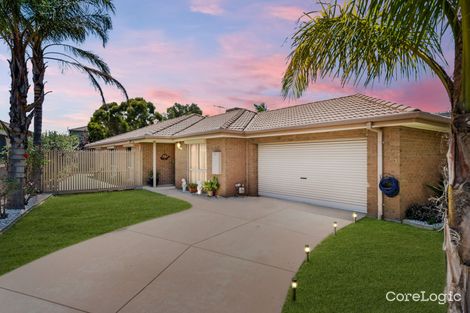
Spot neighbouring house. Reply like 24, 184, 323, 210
69, 126, 89, 149
0, 121, 9, 153
86, 94, 450, 220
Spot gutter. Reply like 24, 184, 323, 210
367, 122, 383, 220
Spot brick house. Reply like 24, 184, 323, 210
86, 94, 449, 220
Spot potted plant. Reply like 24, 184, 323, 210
188, 183, 198, 193
147, 170, 160, 186
203, 176, 220, 197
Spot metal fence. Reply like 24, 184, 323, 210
41, 148, 143, 194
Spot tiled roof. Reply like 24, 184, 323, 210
176, 109, 256, 136
87, 114, 201, 146
157, 115, 205, 136
244, 94, 420, 132
87, 94, 442, 147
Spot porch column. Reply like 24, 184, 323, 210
152, 141, 157, 188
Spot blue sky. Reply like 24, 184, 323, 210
0, 0, 451, 132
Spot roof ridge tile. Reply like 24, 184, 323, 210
221, 109, 246, 130
354, 93, 420, 112
148, 114, 196, 135
241, 111, 258, 131
170, 115, 207, 136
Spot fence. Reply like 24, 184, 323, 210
41, 148, 143, 194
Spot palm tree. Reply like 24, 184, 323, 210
253, 102, 268, 112
0, 0, 32, 209
282, 1, 469, 311
28, 0, 127, 188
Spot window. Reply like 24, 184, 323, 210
188, 143, 207, 183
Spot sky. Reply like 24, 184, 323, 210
0, 0, 453, 132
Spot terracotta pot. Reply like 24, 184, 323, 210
189, 187, 197, 193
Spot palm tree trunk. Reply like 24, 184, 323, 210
446, 4, 470, 309
7, 36, 30, 210
31, 42, 45, 190
446, 120, 470, 313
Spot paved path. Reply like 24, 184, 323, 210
0, 188, 358, 313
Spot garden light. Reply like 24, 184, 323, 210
353, 212, 357, 223
291, 278, 297, 301
333, 221, 338, 235
304, 244, 311, 262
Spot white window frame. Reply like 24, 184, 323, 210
188, 143, 207, 183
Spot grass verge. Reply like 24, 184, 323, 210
0, 189, 190, 276
282, 218, 445, 313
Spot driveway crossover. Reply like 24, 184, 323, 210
0, 188, 356, 313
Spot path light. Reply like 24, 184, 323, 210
333, 221, 338, 235
304, 244, 311, 262
291, 278, 298, 301
352, 212, 357, 223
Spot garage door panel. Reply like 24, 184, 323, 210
258, 139, 367, 213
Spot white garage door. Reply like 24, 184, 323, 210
258, 139, 367, 213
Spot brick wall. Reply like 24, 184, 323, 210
251, 129, 366, 144
246, 142, 258, 196
398, 127, 447, 218
367, 130, 378, 218
207, 138, 247, 196
169, 126, 446, 218
175, 143, 188, 189
141, 143, 175, 186
382, 127, 447, 220
142, 143, 152, 184
382, 127, 402, 219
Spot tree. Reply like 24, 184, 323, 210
121, 97, 163, 129
0, 0, 32, 209
282, 1, 469, 311
166, 103, 202, 119
88, 98, 161, 142
253, 103, 268, 112
0, 0, 126, 209
28, 0, 127, 188
40, 131, 79, 151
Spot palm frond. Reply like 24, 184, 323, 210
282, 0, 453, 99
44, 44, 110, 73
45, 56, 128, 103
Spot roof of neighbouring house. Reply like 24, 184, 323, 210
86, 94, 449, 148
69, 126, 88, 132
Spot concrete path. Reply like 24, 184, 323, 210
0, 188, 358, 313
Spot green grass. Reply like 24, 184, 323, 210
282, 218, 445, 313
0, 190, 190, 276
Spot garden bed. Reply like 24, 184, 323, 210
0, 193, 52, 233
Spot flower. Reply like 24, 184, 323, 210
23, 153, 29, 159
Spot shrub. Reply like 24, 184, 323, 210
203, 176, 220, 192
405, 202, 443, 225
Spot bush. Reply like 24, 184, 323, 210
405, 202, 443, 225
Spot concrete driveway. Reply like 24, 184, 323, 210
0, 188, 357, 313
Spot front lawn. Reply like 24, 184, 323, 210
282, 218, 445, 313
0, 190, 190, 276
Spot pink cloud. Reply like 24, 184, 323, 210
363, 79, 450, 112
190, 0, 224, 15
266, 5, 305, 22
30, 22, 450, 133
